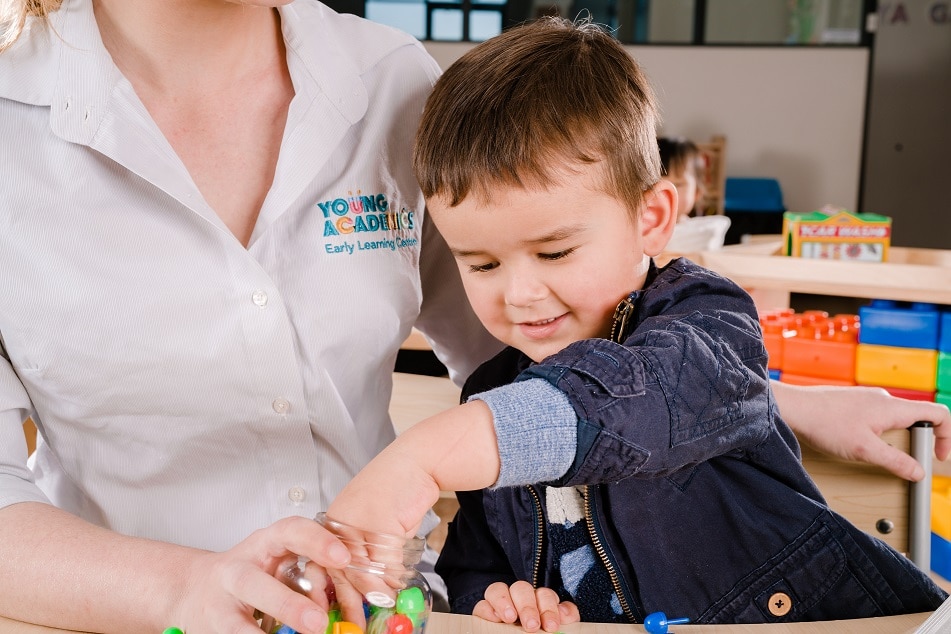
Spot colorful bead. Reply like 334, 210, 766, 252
324, 609, 341, 634
365, 607, 394, 634
366, 590, 396, 609
333, 621, 363, 634
644, 611, 690, 634
395, 587, 425, 615
384, 613, 414, 634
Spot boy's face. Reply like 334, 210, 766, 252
429, 164, 676, 362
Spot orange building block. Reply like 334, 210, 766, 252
779, 372, 856, 387
779, 313, 859, 382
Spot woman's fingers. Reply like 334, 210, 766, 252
173, 516, 354, 634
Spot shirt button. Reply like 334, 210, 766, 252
288, 486, 306, 505
767, 591, 792, 617
272, 398, 289, 414
252, 290, 268, 307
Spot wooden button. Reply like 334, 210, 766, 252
768, 591, 792, 617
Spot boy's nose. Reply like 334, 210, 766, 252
503, 272, 547, 307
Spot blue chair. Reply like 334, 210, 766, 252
723, 177, 785, 244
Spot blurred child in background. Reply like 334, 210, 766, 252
658, 136, 705, 221
659, 136, 732, 253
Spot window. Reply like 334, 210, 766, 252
354, 0, 868, 45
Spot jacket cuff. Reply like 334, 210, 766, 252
467, 378, 576, 488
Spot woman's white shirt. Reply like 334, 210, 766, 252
0, 0, 496, 551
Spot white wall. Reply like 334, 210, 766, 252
423, 42, 869, 215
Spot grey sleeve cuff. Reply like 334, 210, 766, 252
468, 378, 577, 488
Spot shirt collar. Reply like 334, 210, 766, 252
278, 1, 368, 125
0, 0, 124, 146
48, 0, 126, 146
0, 0, 369, 141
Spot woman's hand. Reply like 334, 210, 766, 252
773, 381, 951, 481
173, 516, 351, 634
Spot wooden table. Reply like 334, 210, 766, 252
0, 610, 934, 634
422, 611, 933, 632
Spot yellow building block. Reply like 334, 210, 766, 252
855, 343, 938, 392
934, 475, 951, 541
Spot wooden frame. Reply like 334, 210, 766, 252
696, 134, 728, 216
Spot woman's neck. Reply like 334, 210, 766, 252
92, 0, 286, 96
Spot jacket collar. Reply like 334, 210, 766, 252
610, 259, 661, 343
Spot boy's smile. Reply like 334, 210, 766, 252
428, 163, 674, 362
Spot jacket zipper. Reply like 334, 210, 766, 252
527, 485, 544, 588
583, 485, 636, 622
610, 296, 636, 344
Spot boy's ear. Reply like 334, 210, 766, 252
639, 180, 678, 256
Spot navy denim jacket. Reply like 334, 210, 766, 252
435, 258, 946, 624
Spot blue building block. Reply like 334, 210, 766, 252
934, 532, 951, 581
858, 300, 940, 350
940, 312, 951, 354
769, 369, 781, 381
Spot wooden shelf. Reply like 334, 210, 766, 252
696, 240, 951, 307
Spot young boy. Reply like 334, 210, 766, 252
328, 16, 946, 631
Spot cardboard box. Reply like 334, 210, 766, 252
782, 210, 891, 262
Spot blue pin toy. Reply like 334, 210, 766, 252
644, 611, 690, 634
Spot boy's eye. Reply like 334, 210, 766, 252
539, 247, 576, 261
467, 262, 498, 273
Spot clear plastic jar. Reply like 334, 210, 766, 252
262, 513, 432, 634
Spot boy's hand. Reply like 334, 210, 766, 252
473, 580, 580, 632
327, 400, 501, 540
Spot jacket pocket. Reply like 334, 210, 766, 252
704, 516, 896, 623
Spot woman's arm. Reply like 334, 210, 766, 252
772, 381, 951, 481
0, 502, 350, 634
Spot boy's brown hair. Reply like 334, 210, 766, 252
413, 16, 662, 216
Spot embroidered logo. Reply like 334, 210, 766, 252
318, 190, 419, 256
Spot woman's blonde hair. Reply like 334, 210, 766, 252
0, 0, 62, 52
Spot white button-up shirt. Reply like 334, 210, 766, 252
0, 0, 498, 552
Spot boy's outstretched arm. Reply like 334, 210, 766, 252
772, 381, 951, 481
327, 400, 501, 538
